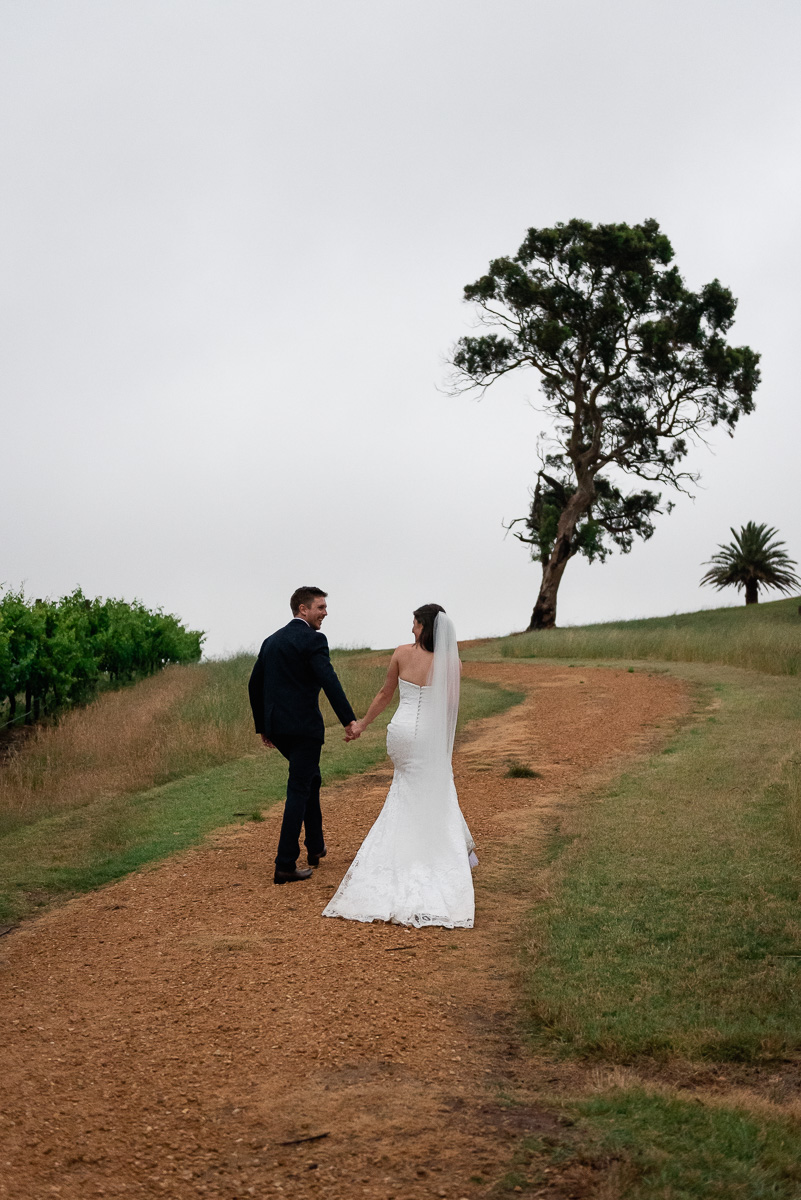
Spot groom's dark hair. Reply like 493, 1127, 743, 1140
413, 603, 445, 653
290, 586, 327, 615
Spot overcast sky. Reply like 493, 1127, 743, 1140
2, 0, 799, 655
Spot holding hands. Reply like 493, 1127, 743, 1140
344, 651, 402, 744
262, 724, 362, 746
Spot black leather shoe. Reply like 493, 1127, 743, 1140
307, 845, 327, 868
273, 866, 313, 885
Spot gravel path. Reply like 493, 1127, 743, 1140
1, 662, 688, 1200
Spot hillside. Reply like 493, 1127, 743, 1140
476, 595, 801, 675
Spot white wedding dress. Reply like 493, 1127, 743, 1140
323, 615, 477, 929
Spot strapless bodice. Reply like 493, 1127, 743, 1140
390, 678, 432, 735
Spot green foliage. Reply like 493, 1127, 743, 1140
454, 219, 760, 449
509, 459, 666, 566
0, 586, 204, 728
701, 522, 800, 604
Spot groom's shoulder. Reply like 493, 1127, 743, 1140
284, 619, 328, 648
262, 619, 298, 648
286, 623, 329, 665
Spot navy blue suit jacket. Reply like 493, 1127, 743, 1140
248, 618, 356, 743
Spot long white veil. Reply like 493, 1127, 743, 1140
422, 611, 460, 770
405, 609, 476, 868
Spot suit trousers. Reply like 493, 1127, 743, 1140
270, 734, 324, 870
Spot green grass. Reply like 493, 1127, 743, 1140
789, 773, 801, 857
459, 677, 525, 725
572, 1088, 801, 1199
491, 595, 801, 676
523, 662, 801, 1061
0, 674, 523, 922
494, 1092, 801, 1199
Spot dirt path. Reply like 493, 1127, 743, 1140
0, 663, 689, 1200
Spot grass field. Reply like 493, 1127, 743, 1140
523, 662, 801, 1062
466, 597, 801, 1197
0, 655, 522, 923
565, 1088, 801, 1198
499, 1085, 801, 1198
494, 594, 801, 676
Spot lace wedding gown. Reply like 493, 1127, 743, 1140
322, 677, 477, 929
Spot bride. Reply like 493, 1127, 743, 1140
323, 604, 477, 929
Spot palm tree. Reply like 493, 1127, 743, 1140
701, 522, 800, 605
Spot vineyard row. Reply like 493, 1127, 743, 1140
0, 588, 204, 728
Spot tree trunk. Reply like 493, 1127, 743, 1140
24, 683, 32, 725
8, 694, 16, 723
528, 548, 573, 629
526, 486, 592, 630
745, 579, 759, 605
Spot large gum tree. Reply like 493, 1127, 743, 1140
449, 219, 761, 630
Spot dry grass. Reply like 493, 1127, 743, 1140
0, 653, 389, 836
0, 665, 208, 833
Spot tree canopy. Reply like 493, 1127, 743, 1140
450, 218, 761, 629
701, 523, 800, 605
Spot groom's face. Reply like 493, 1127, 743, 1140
300, 596, 328, 630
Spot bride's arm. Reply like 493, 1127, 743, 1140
352, 651, 401, 734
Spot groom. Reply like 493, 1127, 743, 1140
248, 587, 360, 885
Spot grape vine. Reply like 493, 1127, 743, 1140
0, 588, 204, 728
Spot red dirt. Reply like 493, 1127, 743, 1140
0, 662, 689, 1200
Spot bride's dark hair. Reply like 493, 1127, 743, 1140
413, 603, 445, 653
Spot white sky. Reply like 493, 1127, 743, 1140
2, 0, 800, 656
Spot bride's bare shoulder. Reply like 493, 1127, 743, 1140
389, 643, 414, 661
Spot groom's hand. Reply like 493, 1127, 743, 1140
344, 721, 361, 742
